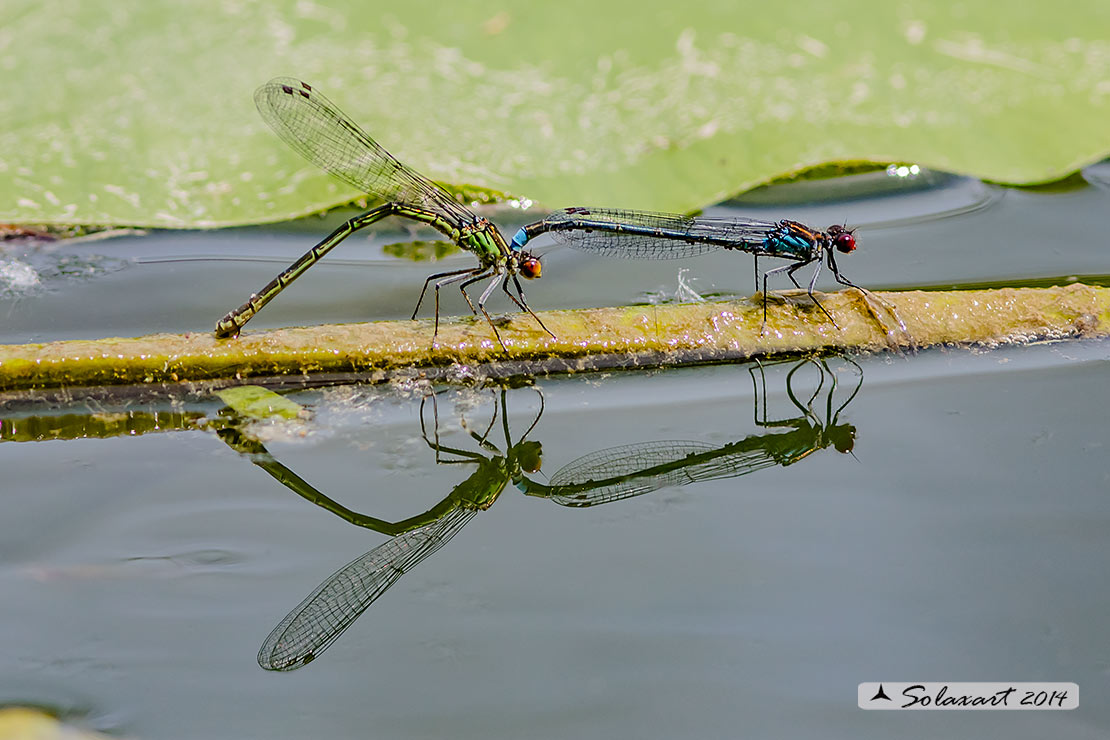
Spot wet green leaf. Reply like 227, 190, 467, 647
215, 386, 304, 420
3, 1, 1109, 227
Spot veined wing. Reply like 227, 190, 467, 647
548, 439, 781, 506
255, 77, 475, 225
540, 207, 777, 259
258, 505, 476, 671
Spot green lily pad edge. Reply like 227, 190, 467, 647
3, 1, 1109, 229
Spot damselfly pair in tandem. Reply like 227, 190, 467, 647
215, 78, 876, 349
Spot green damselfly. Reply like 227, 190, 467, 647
215, 79, 550, 349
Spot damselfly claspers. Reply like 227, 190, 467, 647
511, 206, 862, 327
215, 78, 550, 349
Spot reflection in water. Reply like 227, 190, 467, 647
528, 359, 859, 506
218, 389, 545, 671
0, 358, 863, 672
0, 410, 205, 442
226, 358, 862, 671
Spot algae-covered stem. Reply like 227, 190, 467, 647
2, 286, 1109, 395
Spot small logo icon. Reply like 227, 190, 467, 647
870, 684, 892, 702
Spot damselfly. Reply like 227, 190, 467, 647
511, 206, 862, 326
215, 78, 550, 349
524, 357, 861, 506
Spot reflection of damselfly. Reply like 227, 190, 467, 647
528, 358, 860, 506
224, 360, 861, 671
215, 78, 549, 349
219, 387, 545, 671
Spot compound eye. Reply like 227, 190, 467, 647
520, 441, 543, 473
834, 232, 856, 254
519, 256, 542, 279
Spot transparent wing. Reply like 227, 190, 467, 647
255, 77, 474, 225
258, 505, 477, 671
548, 439, 780, 506
540, 207, 777, 259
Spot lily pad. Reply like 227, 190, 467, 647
3, 1, 1109, 227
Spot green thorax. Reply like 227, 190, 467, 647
459, 218, 510, 266
451, 455, 512, 510
761, 420, 827, 466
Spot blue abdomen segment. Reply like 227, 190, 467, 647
510, 228, 528, 251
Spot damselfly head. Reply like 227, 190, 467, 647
831, 424, 857, 454
515, 440, 543, 474
827, 225, 856, 254
518, 254, 542, 279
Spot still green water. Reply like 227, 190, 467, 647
1, 167, 1108, 738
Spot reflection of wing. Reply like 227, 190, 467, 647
259, 506, 476, 671
548, 439, 780, 507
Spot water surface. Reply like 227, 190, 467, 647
1, 168, 1108, 739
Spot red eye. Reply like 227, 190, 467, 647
519, 256, 542, 279
834, 232, 856, 253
